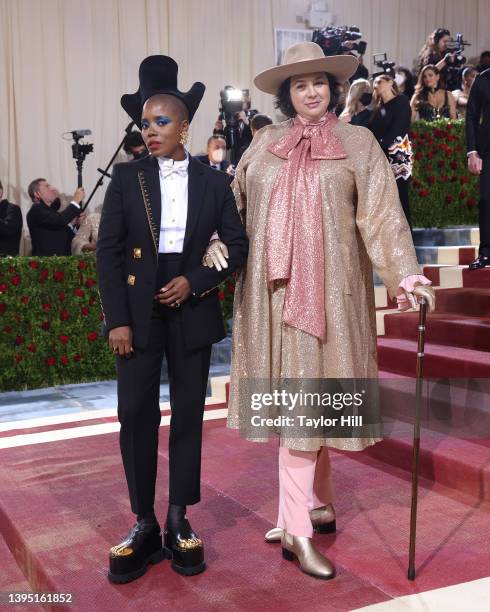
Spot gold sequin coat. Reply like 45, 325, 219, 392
226, 119, 421, 451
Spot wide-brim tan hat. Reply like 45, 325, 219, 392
254, 42, 359, 95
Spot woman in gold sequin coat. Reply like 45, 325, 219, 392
205, 43, 435, 579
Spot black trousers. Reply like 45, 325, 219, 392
116, 254, 212, 514
396, 177, 412, 231
479, 153, 490, 257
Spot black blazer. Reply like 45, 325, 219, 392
26, 200, 79, 256
0, 200, 23, 256
196, 155, 233, 174
466, 68, 490, 156
96, 154, 248, 351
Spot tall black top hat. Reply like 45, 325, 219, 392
121, 55, 205, 128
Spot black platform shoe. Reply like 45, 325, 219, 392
163, 517, 206, 576
108, 518, 165, 584
468, 255, 490, 270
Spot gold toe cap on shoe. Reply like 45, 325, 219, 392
110, 545, 134, 557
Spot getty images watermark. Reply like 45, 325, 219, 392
238, 378, 383, 440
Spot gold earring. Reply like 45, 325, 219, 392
179, 130, 188, 145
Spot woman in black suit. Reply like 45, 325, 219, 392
97, 55, 248, 584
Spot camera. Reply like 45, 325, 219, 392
218, 86, 257, 163
372, 53, 396, 79
445, 32, 471, 89
312, 25, 367, 57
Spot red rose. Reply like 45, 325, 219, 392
58, 292, 65, 302
427, 175, 435, 185
441, 143, 449, 152
74, 288, 85, 298
53, 271, 64, 282
60, 309, 69, 321
445, 195, 454, 204
0, 283, 8, 292
60, 355, 69, 365
43, 303, 52, 312
29, 260, 39, 269
11, 275, 21, 286
467, 197, 477, 207
41, 321, 50, 330
0, 303, 6, 314
412, 178, 421, 188
21, 295, 29, 305
73, 354, 81, 362
3, 325, 12, 333
14, 335, 24, 345
78, 260, 87, 270
440, 175, 448, 182
419, 189, 429, 197
89, 297, 96, 306
59, 334, 69, 345
459, 190, 468, 199
85, 278, 96, 288
460, 176, 470, 184
81, 307, 89, 316
218, 291, 225, 301
15, 354, 22, 363
27, 343, 36, 353
46, 357, 57, 366
88, 331, 98, 341
427, 152, 434, 159
450, 161, 458, 170
99, 313, 104, 321
415, 151, 423, 160
39, 269, 49, 282
14, 314, 21, 322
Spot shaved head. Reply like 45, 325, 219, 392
143, 94, 189, 122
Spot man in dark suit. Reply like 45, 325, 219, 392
197, 135, 233, 175
97, 55, 248, 584
26, 178, 84, 255
467, 67, 490, 269
0, 180, 22, 256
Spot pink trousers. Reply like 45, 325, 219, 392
277, 445, 333, 538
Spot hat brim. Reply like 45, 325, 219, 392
121, 84, 205, 129
254, 55, 359, 95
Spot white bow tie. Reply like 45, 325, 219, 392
159, 164, 188, 179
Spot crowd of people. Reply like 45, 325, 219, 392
0, 27, 488, 259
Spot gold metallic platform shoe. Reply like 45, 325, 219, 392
265, 504, 336, 543
281, 531, 335, 580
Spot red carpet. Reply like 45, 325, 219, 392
0, 419, 489, 611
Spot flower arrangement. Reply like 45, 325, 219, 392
409, 119, 479, 227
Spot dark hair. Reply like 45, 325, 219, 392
28, 178, 46, 201
434, 28, 450, 44
123, 130, 145, 154
0, 180, 3, 192
480, 51, 490, 60
207, 134, 226, 147
415, 64, 442, 96
274, 72, 340, 118
251, 113, 273, 131
396, 66, 415, 99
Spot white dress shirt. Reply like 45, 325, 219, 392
157, 153, 189, 253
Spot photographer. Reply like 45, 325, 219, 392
368, 73, 413, 227
214, 89, 255, 164
123, 130, 147, 160
0, 180, 22, 256
417, 28, 455, 85
26, 178, 84, 256
411, 65, 457, 121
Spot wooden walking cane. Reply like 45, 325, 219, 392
408, 296, 428, 581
